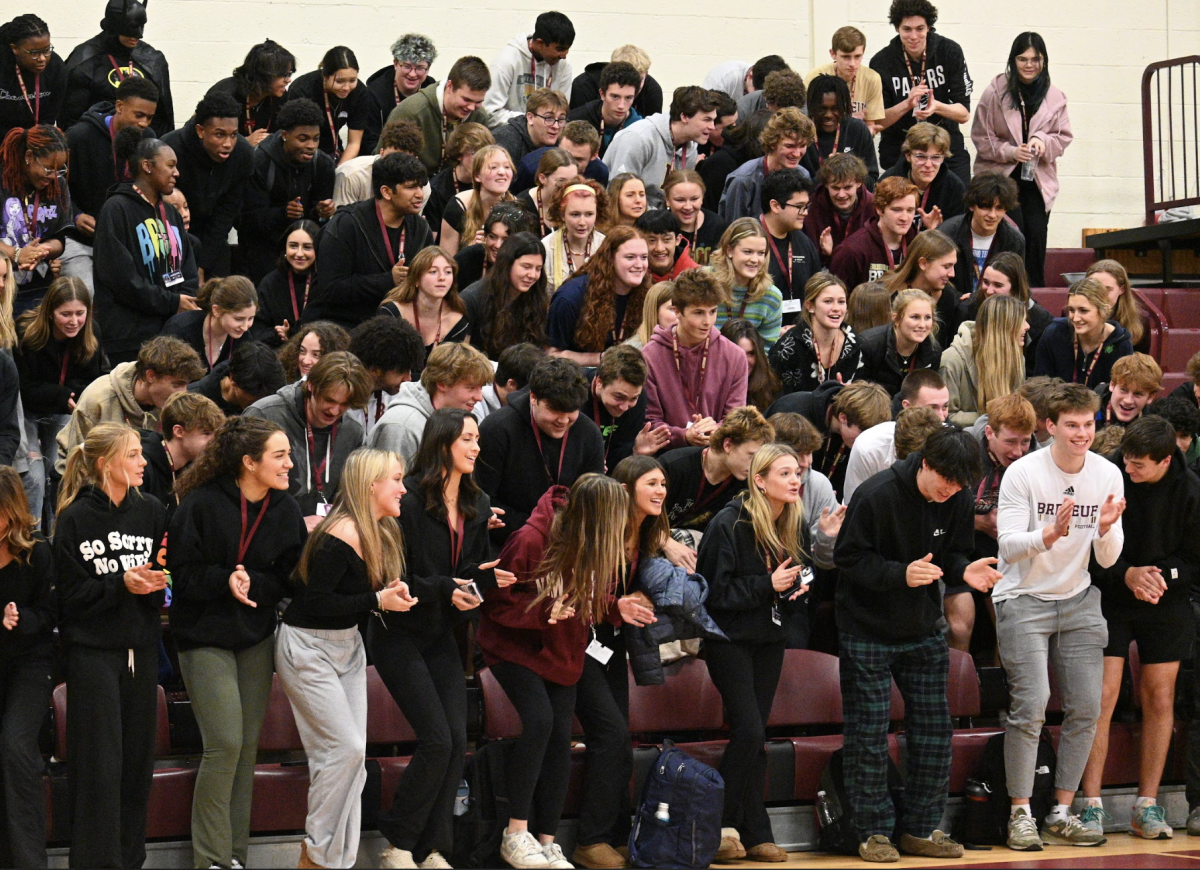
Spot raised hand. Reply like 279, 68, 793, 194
906, 553, 942, 587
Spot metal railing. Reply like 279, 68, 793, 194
1142, 55, 1200, 223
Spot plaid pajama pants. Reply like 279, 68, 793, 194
838, 631, 952, 842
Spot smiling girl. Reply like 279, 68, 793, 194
254, 220, 320, 346
882, 229, 959, 332
1034, 276, 1134, 390
441, 145, 517, 256
288, 47, 371, 164
857, 288, 942, 396
769, 271, 860, 392
542, 179, 607, 293
278, 320, 350, 382
164, 276, 258, 372
711, 218, 784, 351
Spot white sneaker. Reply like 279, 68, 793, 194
381, 845, 419, 869
500, 830, 551, 869
541, 842, 574, 869
419, 851, 454, 869
231, 862, 244, 870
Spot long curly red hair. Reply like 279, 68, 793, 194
572, 225, 651, 352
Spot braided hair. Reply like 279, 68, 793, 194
0, 14, 49, 49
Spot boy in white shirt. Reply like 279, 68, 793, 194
995, 383, 1126, 851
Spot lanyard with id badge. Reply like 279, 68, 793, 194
586, 626, 614, 664
134, 185, 184, 287
305, 394, 338, 516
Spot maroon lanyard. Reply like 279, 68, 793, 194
237, 491, 271, 563
761, 217, 791, 290
819, 124, 841, 164
304, 395, 338, 496
107, 55, 133, 82
59, 351, 69, 386
672, 328, 710, 417
903, 49, 927, 95
693, 456, 733, 511
883, 235, 907, 269
376, 202, 405, 266
821, 435, 846, 479
287, 272, 311, 322
591, 379, 615, 466
323, 89, 342, 160
205, 316, 225, 369
448, 512, 465, 572
530, 408, 569, 485
1073, 335, 1103, 386
15, 66, 39, 124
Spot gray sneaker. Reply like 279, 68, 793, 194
1006, 810, 1043, 852
1079, 804, 1111, 836
1188, 806, 1200, 836
1041, 814, 1107, 846
1132, 803, 1173, 840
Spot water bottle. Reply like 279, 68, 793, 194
1020, 153, 1038, 182
654, 802, 670, 823
815, 790, 836, 829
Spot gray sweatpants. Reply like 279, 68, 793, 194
995, 586, 1107, 800
275, 623, 367, 869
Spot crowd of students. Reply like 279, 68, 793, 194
1, 0, 1197, 869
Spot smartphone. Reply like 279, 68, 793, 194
461, 581, 483, 603
780, 566, 814, 600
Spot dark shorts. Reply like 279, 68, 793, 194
1103, 599, 1193, 663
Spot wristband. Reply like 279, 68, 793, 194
376, 590, 383, 611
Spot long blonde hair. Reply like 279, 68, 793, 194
710, 217, 773, 305
742, 443, 805, 568
532, 473, 628, 625
0, 251, 17, 350
636, 281, 676, 345
57, 424, 141, 515
461, 145, 517, 245
298, 448, 405, 590
881, 229, 956, 298
972, 294, 1027, 411
1086, 259, 1144, 347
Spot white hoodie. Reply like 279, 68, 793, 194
484, 34, 574, 126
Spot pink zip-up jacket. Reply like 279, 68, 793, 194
971, 73, 1073, 210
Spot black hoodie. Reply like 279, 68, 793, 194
236, 131, 336, 282
1091, 447, 1200, 615
767, 379, 853, 496
569, 60, 663, 118
362, 65, 439, 155
204, 76, 288, 137
870, 30, 973, 173
54, 485, 167, 649
835, 451, 974, 642
61, 36, 175, 132
476, 387, 606, 546
879, 153, 967, 230
696, 498, 807, 643
251, 266, 317, 346
0, 53, 67, 139
939, 213, 1025, 306
168, 477, 305, 651
0, 539, 57, 666
856, 323, 943, 397
138, 429, 179, 518
93, 183, 199, 358
186, 359, 241, 415
388, 476, 498, 641
161, 309, 248, 373
162, 121, 254, 276
66, 104, 156, 220
579, 370, 648, 470
305, 198, 431, 328
493, 116, 539, 167
15, 326, 110, 417
660, 445, 747, 532
800, 117, 880, 189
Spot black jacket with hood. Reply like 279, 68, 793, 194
0, 52, 67, 139
162, 120, 254, 276
476, 387, 606, 547
62, 34, 174, 132
362, 65, 439, 155
66, 103, 156, 220
305, 198, 431, 328
835, 451, 974, 642
856, 323, 943, 397
1091, 447, 1200, 615
237, 130, 336, 282
1033, 318, 1134, 390
939, 212, 1025, 307
168, 477, 306, 651
15, 324, 110, 417
493, 116, 539, 168
54, 485, 168, 649
569, 60, 663, 117
879, 153, 967, 229
93, 182, 199, 358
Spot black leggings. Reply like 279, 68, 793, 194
705, 639, 785, 848
0, 650, 53, 869
368, 623, 468, 861
489, 660, 577, 837
574, 624, 632, 847
66, 643, 159, 870
1009, 169, 1050, 287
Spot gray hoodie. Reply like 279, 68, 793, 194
603, 113, 699, 208
243, 381, 364, 515
484, 33, 575, 126
367, 380, 435, 464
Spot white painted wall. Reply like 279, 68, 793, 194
46, 0, 1200, 246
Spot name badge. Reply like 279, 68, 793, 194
164, 271, 185, 288
586, 637, 614, 664
771, 603, 782, 626
781, 298, 803, 314
315, 501, 332, 518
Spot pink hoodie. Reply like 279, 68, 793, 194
971, 73, 1073, 210
643, 324, 749, 449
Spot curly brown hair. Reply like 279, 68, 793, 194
277, 320, 351, 382
572, 226, 651, 353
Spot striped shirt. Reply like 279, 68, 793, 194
716, 284, 784, 351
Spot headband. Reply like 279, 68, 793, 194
561, 183, 596, 198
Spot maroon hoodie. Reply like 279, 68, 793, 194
478, 486, 619, 685
803, 185, 876, 265
827, 221, 919, 291
643, 324, 749, 449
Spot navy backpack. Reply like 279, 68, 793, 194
628, 740, 725, 869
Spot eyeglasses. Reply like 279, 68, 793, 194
28, 156, 67, 180
532, 113, 568, 127
1015, 56, 1044, 68
398, 62, 430, 76
18, 45, 54, 60
911, 153, 945, 165
783, 201, 810, 215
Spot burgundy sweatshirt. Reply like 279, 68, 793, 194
643, 324, 749, 449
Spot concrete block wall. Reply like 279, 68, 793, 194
44, 0, 1195, 247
